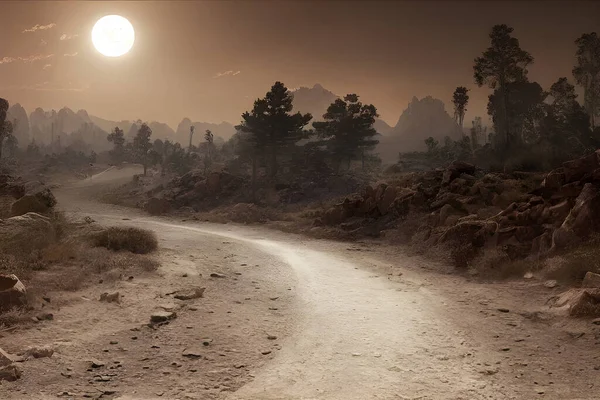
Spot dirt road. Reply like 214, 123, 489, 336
2, 169, 599, 399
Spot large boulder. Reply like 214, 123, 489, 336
562, 152, 600, 183
442, 161, 476, 186
145, 197, 170, 216
582, 272, 600, 288
0, 274, 27, 311
0, 213, 56, 255
552, 288, 600, 316
552, 184, 600, 249
10, 195, 48, 217
542, 168, 565, 190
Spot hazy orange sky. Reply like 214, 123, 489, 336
1, 1, 599, 128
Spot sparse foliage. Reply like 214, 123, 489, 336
313, 94, 379, 171
132, 123, 153, 175
474, 24, 534, 152
573, 32, 600, 129
0, 98, 15, 159
452, 87, 470, 130
107, 126, 126, 163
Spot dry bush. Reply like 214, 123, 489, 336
470, 248, 537, 280
541, 235, 600, 283
0, 307, 30, 329
90, 226, 158, 254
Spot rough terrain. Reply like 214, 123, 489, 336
0, 167, 599, 399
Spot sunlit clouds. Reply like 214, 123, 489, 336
22, 23, 56, 33
63, 52, 78, 57
213, 70, 241, 79
60, 33, 78, 41
43, 64, 52, 70
0, 54, 54, 64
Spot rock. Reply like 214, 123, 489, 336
377, 185, 397, 215
10, 195, 48, 216
439, 220, 495, 247
90, 359, 105, 368
84, 216, 95, 224
0, 213, 56, 256
476, 206, 502, 220
592, 318, 600, 325
182, 348, 203, 358
582, 272, 600, 288
442, 161, 476, 186
0, 364, 21, 382
542, 168, 565, 190
99, 292, 120, 304
552, 184, 600, 249
267, 335, 277, 340
321, 205, 347, 226
552, 288, 600, 316
0, 348, 15, 367
23, 345, 54, 359
146, 197, 170, 216
261, 350, 272, 355
524, 272, 534, 279
0, 274, 27, 311
173, 287, 205, 300
439, 204, 462, 226
497, 308, 510, 313
544, 280, 558, 289
562, 152, 600, 183
150, 311, 176, 323
430, 192, 464, 211
547, 200, 572, 225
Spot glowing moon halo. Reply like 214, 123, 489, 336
92, 15, 135, 57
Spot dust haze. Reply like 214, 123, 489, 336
1, 2, 600, 400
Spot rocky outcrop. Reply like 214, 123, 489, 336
0, 274, 27, 311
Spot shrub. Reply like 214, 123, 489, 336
90, 226, 158, 254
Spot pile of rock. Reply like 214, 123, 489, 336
318, 150, 600, 264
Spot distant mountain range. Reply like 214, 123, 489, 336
6, 84, 461, 164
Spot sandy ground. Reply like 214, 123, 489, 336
1, 167, 599, 399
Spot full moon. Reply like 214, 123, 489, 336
92, 15, 135, 57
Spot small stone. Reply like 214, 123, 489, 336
497, 308, 510, 313
234, 364, 245, 369
544, 280, 558, 289
42, 296, 51, 303
110, 341, 118, 345
182, 273, 188, 278
500, 347, 511, 352
90, 359, 105, 368
210, 273, 226, 278
269, 297, 279, 301
150, 311, 176, 324
524, 272, 533, 279
23, 345, 54, 359
173, 287, 205, 300
267, 335, 277, 340
99, 292, 120, 303
261, 350, 272, 355
592, 318, 600, 325
182, 348, 203, 358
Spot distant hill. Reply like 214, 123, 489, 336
174, 118, 236, 146
377, 96, 461, 163
7, 103, 30, 146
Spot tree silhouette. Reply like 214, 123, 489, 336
487, 81, 545, 147
203, 129, 214, 174
188, 125, 195, 153
0, 98, 14, 159
452, 87, 470, 131
573, 32, 600, 129
236, 81, 312, 178
474, 24, 533, 151
107, 126, 126, 163
313, 94, 379, 171
542, 77, 593, 158
133, 122, 153, 175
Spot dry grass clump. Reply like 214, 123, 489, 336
90, 226, 158, 254
469, 248, 536, 280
